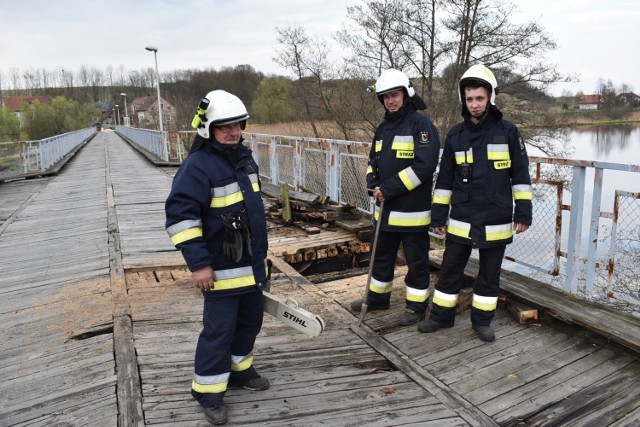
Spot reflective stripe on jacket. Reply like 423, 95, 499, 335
165, 140, 268, 292
367, 108, 440, 232
432, 114, 532, 248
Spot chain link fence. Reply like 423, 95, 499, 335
126, 129, 640, 314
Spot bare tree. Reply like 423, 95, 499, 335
439, 0, 571, 130
9, 68, 21, 90
274, 25, 320, 138
336, 0, 411, 78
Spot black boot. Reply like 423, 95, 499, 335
228, 376, 270, 391
399, 309, 424, 326
417, 318, 454, 333
351, 299, 390, 312
473, 325, 495, 342
203, 404, 228, 425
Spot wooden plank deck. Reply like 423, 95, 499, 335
0, 131, 638, 426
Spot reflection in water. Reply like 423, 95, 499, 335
591, 125, 637, 157
565, 124, 640, 163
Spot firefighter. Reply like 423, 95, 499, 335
418, 64, 533, 342
351, 69, 441, 326
165, 90, 269, 425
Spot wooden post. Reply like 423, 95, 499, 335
281, 183, 292, 225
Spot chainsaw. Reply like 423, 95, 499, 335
262, 291, 325, 337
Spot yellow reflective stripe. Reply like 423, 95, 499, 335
366, 165, 373, 175
388, 210, 430, 227
375, 140, 382, 152
231, 354, 254, 372
369, 277, 393, 294
432, 290, 458, 308
374, 204, 381, 221
455, 150, 473, 164
192, 372, 229, 394
487, 144, 510, 160
214, 274, 255, 290
391, 141, 414, 151
433, 189, 452, 205
252, 182, 260, 192
192, 380, 227, 394
170, 227, 202, 245
398, 167, 422, 191
472, 294, 498, 311
205, 266, 256, 290
211, 191, 244, 208
486, 223, 512, 241
406, 286, 430, 303
447, 218, 471, 238
513, 184, 533, 200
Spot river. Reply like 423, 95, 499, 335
505, 123, 640, 312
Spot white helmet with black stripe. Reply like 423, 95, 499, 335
459, 64, 499, 105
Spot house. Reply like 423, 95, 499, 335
1, 95, 52, 122
617, 92, 640, 107
129, 96, 176, 129
578, 94, 602, 110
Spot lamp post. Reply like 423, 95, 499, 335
145, 45, 168, 160
115, 104, 120, 126
120, 92, 129, 126
111, 108, 116, 128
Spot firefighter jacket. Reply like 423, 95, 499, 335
432, 107, 533, 248
165, 138, 268, 294
366, 103, 441, 232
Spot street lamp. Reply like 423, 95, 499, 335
115, 104, 120, 126
120, 92, 129, 126
145, 45, 167, 160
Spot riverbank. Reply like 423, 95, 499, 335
246, 110, 640, 141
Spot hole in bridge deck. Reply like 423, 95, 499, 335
284, 240, 375, 283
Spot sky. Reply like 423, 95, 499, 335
1, 0, 638, 97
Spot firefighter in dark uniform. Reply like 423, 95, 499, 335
351, 69, 441, 326
418, 64, 533, 342
165, 90, 270, 425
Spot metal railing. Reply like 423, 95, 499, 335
125, 129, 640, 313
0, 128, 96, 180
116, 126, 168, 161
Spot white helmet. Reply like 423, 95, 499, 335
195, 90, 249, 139
459, 64, 498, 105
375, 69, 415, 102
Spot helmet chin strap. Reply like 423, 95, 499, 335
471, 109, 488, 121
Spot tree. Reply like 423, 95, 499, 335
0, 108, 20, 141
273, 25, 321, 137
21, 96, 100, 140
251, 77, 293, 124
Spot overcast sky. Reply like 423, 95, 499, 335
1, 0, 638, 96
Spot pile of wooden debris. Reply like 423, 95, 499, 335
261, 182, 373, 241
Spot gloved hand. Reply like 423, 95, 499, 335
222, 214, 244, 262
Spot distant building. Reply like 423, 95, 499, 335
2, 95, 52, 122
578, 94, 602, 110
129, 96, 176, 129
617, 92, 640, 107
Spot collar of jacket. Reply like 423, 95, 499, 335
384, 99, 415, 122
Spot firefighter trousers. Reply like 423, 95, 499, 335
191, 287, 263, 407
368, 230, 431, 313
430, 240, 506, 326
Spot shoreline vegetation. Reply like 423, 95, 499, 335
246, 110, 640, 141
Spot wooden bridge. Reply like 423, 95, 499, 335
0, 130, 639, 426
